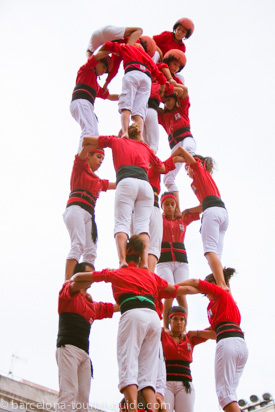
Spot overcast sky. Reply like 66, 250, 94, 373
1, 1, 275, 411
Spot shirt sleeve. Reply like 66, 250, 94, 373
162, 156, 176, 174
100, 179, 110, 192
198, 279, 224, 299
183, 213, 200, 225
92, 269, 113, 283
91, 301, 114, 320
59, 282, 80, 300
98, 135, 115, 149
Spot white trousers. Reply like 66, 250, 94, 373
201, 206, 229, 259
55, 345, 91, 412
114, 178, 153, 237
215, 337, 248, 409
70, 99, 99, 153
87, 25, 125, 54
164, 138, 197, 192
144, 107, 160, 153
149, 206, 163, 259
156, 261, 189, 284
117, 308, 161, 392
164, 381, 195, 412
119, 71, 151, 120
63, 205, 97, 265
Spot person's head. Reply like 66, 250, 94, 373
74, 261, 95, 274
164, 93, 179, 111
173, 18, 195, 40
167, 306, 187, 333
87, 148, 105, 171
126, 235, 145, 264
160, 191, 177, 219
193, 154, 215, 174
128, 122, 141, 140
95, 55, 113, 76
204, 267, 236, 287
163, 49, 187, 73
139, 36, 157, 58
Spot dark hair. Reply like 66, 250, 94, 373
163, 55, 184, 72
204, 267, 236, 286
193, 154, 215, 174
126, 235, 145, 264
74, 261, 95, 274
168, 305, 187, 320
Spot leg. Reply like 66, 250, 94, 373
121, 109, 131, 139
138, 232, 150, 268
148, 206, 163, 272
174, 381, 195, 412
204, 251, 228, 290
70, 100, 99, 153
115, 232, 128, 268
56, 345, 81, 412
65, 259, 77, 281
141, 387, 158, 412
114, 178, 138, 266
132, 114, 144, 140
76, 353, 92, 412
122, 385, 138, 412
201, 208, 229, 289
63, 206, 87, 280
143, 107, 159, 153
174, 262, 190, 314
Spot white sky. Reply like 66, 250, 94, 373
0, 1, 275, 411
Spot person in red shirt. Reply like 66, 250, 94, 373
63, 144, 115, 280
82, 124, 169, 269
71, 235, 188, 412
56, 261, 119, 412
101, 41, 166, 139
161, 306, 215, 412
158, 88, 196, 207
177, 147, 229, 290
162, 49, 187, 85
178, 269, 248, 412
156, 192, 201, 326
153, 18, 194, 61
70, 50, 118, 153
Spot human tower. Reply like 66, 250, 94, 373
56, 20, 248, 412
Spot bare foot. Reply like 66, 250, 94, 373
119, 261, 128, 268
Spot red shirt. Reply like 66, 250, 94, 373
190, 159, 221, 203
198, 280, 241, 330
74, 55, 109, 99
104, 42, 167, 85
161, 329, 206, 363
162, 213, 200, 244
98, 135, 163, 172
153, 31, 186, 55
148, 156, 175, 194
92, 263, 177, 318
158, 96, 191, 135
58, 282, 114, 324
66, 154, 109, 208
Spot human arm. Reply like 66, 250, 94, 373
182, 205, 203, 218
108, 182, 116, 190
82, 136, 100, 147
113, 303, 120, 312
77, 144, 98, 161
188, 328, 216, 341
125, 27, 143, 44
171, 146, 196, 165
69, 272, 95, 293
107, 93, 119, 101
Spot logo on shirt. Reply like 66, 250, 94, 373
179, 224, 185, 231
174, 113, 181, 120
139, 64, 146, 71
187, 343, 192, 351
89, 318, 94, 325
191, 184, 197, 193
207, 309, 213, 318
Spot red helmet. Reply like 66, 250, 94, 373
163, 49, 187, 71
100, 55, 114, 73
139, 36, 156, 57
173, 18, 194, 38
